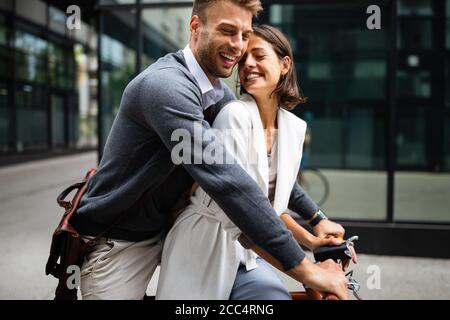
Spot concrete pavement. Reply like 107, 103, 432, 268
0, 152, 449, 299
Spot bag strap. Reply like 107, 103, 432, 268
64, 165, 178, 248
54, 168, 97, 236
80, 169, 171, 248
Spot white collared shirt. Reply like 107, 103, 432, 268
182, 45, 225, 110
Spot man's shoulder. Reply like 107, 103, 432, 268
129, 50, 199, 92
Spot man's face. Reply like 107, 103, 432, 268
191, 1, 253, 80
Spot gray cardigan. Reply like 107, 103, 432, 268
73, 50, 318, 270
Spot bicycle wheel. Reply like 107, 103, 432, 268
298, 168, 330, 206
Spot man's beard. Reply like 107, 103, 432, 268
197, 31, 233, 79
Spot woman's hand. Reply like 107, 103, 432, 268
312, 219, 345, 239
308, 235, 342, 251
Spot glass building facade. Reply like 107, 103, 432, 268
2, 0, 449, 227
0, 0, 98, 157
95, 0, 450, 225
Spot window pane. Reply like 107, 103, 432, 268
399, 0, 433, 16
48, 42, 67, 89
0, 82, 9, 152
100, 10, 136, 148
15, 0, 46, 26
51, 94, 65, 147
445, 110, 450, 171
74, 44, 98, 148
14, 26, 48, 84
395, 1, 450, 222
398, 18, 433, 50
265, 3, 389, 220
16, 85, 48, 151
395, 171, 450, 222
0, 14, 12, 81
398, 0, 433, 50
396, 106, 426, 167
141, 7, 191, 69
49, 5, 66, 35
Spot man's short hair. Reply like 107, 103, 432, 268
192, 0, 263, 22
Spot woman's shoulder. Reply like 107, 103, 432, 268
213, 96, 253, 128
279, 108, 307, 131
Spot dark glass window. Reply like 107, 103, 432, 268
263, 3, 390, 220
0, 81, 9, 152
0, 14, 11, 78
15, 85, 48, 151
14, 24, 48, 84
141, 7, 191, 71
394, 0, 450, 222
100, 10, 136, 147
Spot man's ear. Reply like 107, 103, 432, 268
281, 56, 291, 76
189, 15, 201, 38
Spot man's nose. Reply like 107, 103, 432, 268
229, 33, 245, 54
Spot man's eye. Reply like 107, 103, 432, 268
223, 29, 234, 34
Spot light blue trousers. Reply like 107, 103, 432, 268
229, 258, 292, 300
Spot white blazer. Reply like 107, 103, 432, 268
156, 94, 307, 300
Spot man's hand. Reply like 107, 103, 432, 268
343, 245, 358, 269
313, 218, 345, 239
288, 258, 349, 300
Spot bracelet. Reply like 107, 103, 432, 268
309, 210, 328, 227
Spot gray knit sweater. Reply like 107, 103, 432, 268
73, 50, 318, 270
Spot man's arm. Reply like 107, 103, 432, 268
139, 69, 305, 271
251, 245, 349, 300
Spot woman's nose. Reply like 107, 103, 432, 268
244, 55, 256, 68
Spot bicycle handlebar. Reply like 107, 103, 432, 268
305, 235, 359, 300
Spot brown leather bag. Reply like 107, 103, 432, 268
45, 168, 96, 300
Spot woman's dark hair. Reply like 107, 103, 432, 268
240, 24, 307, 110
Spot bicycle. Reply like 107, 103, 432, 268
298, 168, 330, 207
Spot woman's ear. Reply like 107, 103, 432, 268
280, 56, 291, 77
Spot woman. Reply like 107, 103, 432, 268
156, 25, 342, 300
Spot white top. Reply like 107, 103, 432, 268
156, 94, 307, 300
239, 133, 278, 266
267, 133, 278, 204
182, 45, 225, 110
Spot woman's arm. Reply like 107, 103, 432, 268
279, 213, 342, 250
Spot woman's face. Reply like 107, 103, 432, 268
238, 34, 289, 99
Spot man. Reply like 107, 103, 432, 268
73, 0, 349, 300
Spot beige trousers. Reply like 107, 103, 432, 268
80, 233, 163, 300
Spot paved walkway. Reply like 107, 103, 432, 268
0, 152, 448, 299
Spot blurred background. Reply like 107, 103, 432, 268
0, 0, 449, 299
